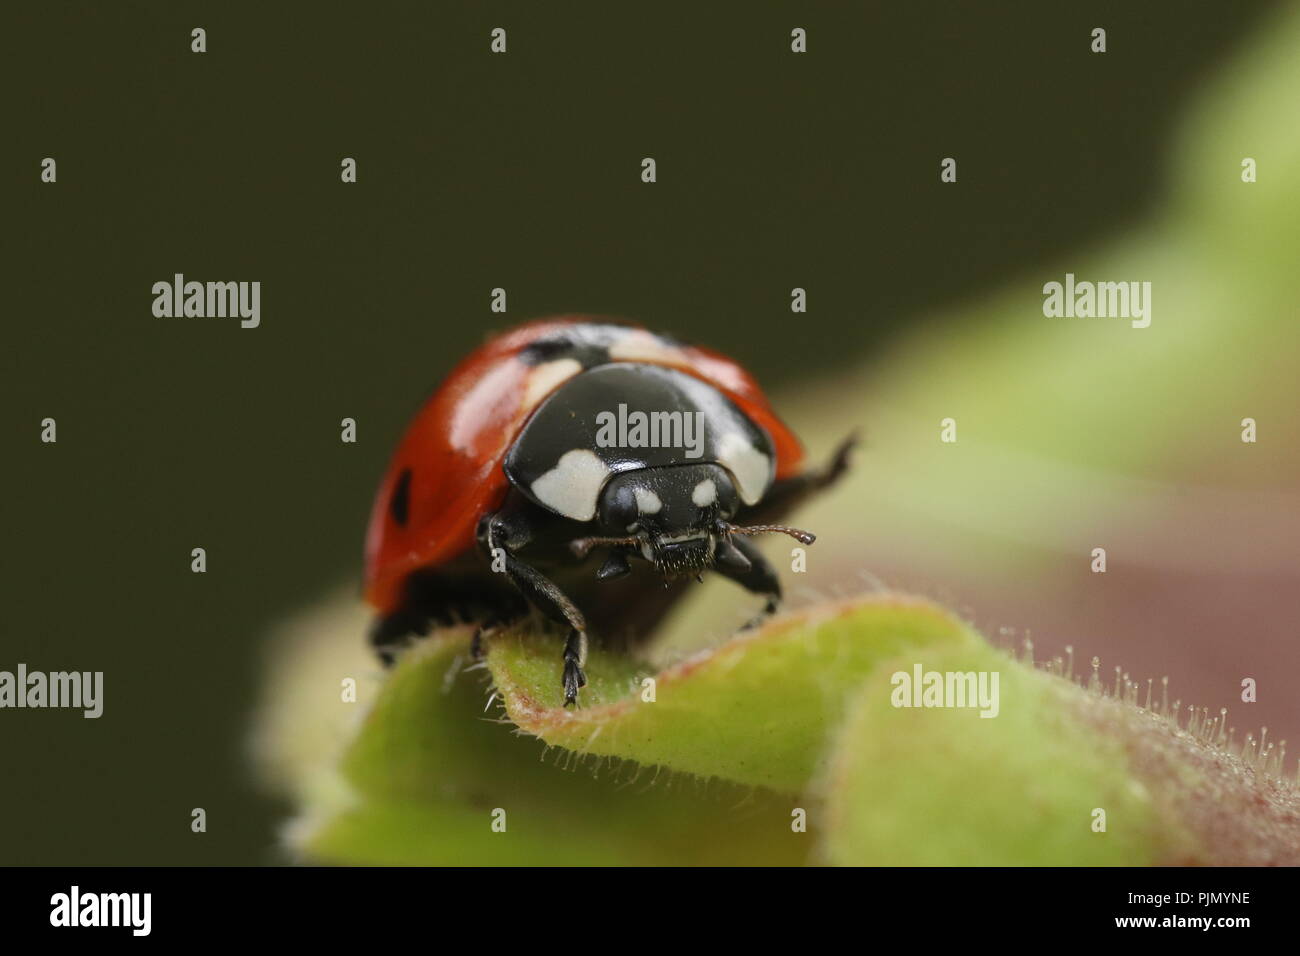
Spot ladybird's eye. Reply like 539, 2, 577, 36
389, 468, 412, 527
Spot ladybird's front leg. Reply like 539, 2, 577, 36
714, 535, 783, 630
478, 512, 590, 706
560, 629, 588, 703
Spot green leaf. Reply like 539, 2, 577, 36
485, 596, 978, 792
303, 627, 816, 865
817, 642, 1189, 866
268, 591, 1296, 865
295, 596, 982, 863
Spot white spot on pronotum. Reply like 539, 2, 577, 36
634, 486, 662, 514
608, 329, 681, 365
522, 358, 582, 408
531, 449, 610, 520
691, 478, 717, 508
717, 433, 771, 505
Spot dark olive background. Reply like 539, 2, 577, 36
1, 2, 1281, 863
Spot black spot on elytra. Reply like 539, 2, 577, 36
519, 335, 617, 373
389, 468, 412, 527
518, 335, 577, 365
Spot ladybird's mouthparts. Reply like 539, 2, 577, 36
568, 521, 816, 565
653, 535, 715, 577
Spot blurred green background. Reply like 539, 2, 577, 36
4, 1, 1297, 864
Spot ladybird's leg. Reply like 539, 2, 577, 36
478, 512, 590, 705
499, 557, 589, 703
369, 601, 442, 665
747, 431, 858, 522
370, 565, 520, 666
714, 535, 783, 630
369, 615, 411, 667
561, 629, 589, 702
470, 618, 510, 660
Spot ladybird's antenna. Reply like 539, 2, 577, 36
569, 535, 641, 559
720, 523, 817, 546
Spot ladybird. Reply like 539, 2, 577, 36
364, 317, 854, 704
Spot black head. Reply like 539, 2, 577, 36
571, 463, 816, 580
598, 463, 735, 576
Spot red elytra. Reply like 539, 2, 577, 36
363, 316, 805, 616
